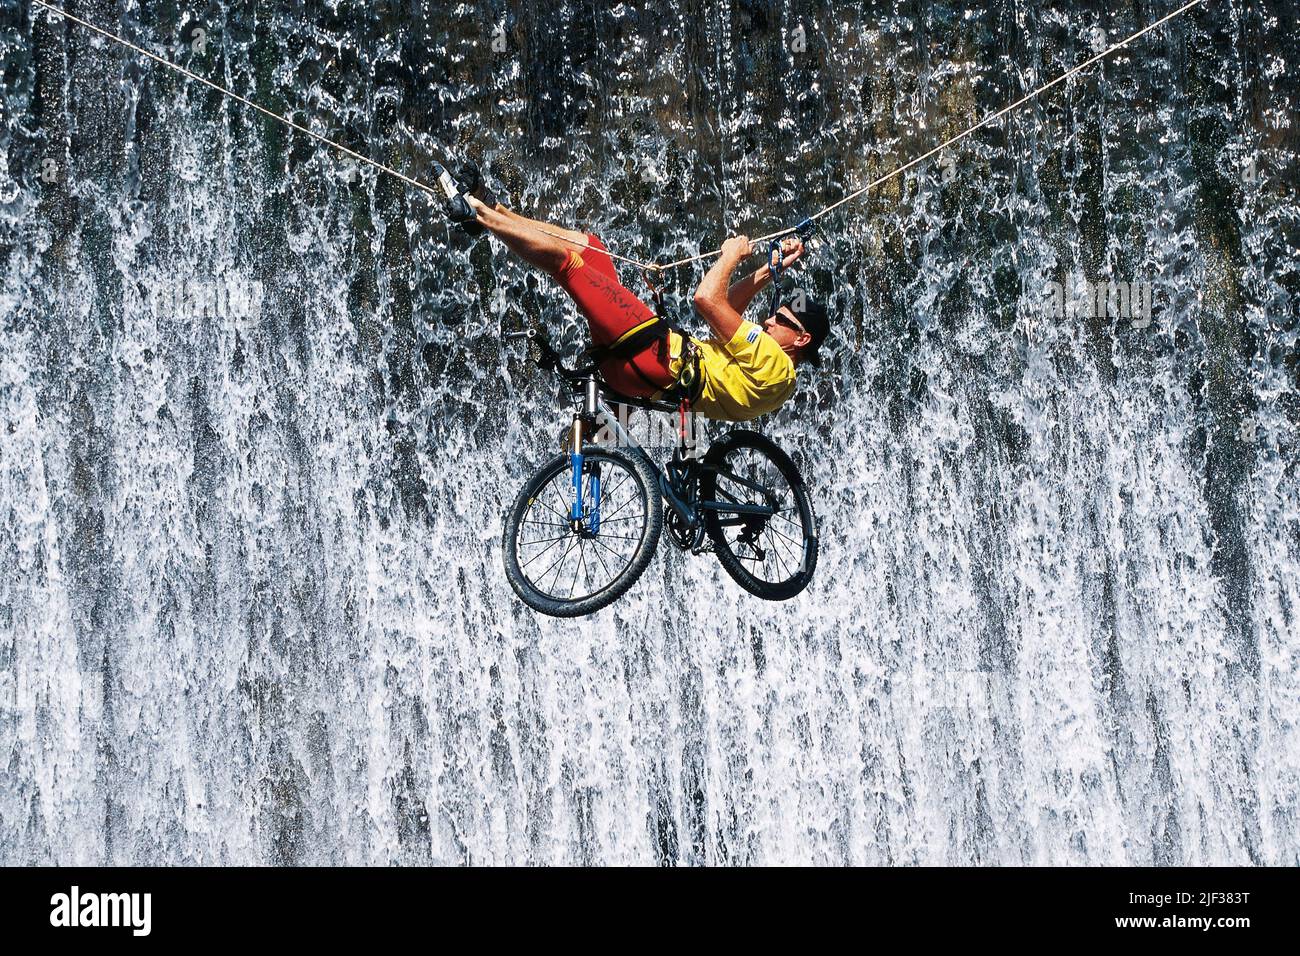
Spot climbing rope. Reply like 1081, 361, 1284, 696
656, 0, 1209, 270
30, 0, 1207, 275
27, 0, 655, 270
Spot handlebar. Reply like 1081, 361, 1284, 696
506, 324, 682, 415
506, 326, 597, 381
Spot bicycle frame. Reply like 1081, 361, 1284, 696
567, 373, 778, 539
507, 327, 780, 541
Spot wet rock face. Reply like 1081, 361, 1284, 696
0, 1, 1297, 865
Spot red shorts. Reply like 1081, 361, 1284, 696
553, 235, 674, 397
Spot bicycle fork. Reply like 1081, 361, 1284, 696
568, 378, 602, 534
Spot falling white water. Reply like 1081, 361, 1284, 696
1, 1, 1297, 864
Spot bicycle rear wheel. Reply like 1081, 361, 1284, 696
700, 430, 818, 600
503, 446, 662, 617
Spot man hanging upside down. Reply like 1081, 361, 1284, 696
435, 163, 829, 422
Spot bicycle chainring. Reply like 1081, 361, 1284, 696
665, 507, 698, 552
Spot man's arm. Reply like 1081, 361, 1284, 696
725, 236, 805, 315
692, 236, 754, 343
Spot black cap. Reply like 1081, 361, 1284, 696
782, 296, 829, 366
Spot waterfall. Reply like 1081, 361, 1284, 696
1, 0, 1296, 865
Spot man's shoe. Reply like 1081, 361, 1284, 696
432, 163, 484, 235
455, 160, 499, 208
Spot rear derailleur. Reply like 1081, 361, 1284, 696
733, 519, 768, 562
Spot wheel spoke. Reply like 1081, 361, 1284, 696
549, 479, 572, 523
590, 535, 634, 563
767, 523, 805, 549
569, 541, 588, 598
519, 534, 567, 569
534, 497, 569, 524
705, 442, 813, 589
590, 534, 613, 579
512, 451, 655, 604
598, 488, 643, 523
520, 532, 571, 547
600, 471, 632, 507
770, 529, 804, 567
772, 513, 804, 535
540, 535, 580, 590
765, 524, 791, 579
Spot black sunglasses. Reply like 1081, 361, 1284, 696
770, 309, 807, 335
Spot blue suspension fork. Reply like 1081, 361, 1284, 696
569, 457, 583, 523
568, 448, 602, 531
569, 377, 602, 532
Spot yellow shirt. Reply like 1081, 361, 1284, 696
667, 321, 797, 421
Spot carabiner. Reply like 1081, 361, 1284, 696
642, 266, 666, 312
792, 217, 817, 243
768, 237, 785, 280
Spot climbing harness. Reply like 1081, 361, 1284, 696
670, 339, 703, 405
578, 261, 703, 401
582, 317, 702, 404
29, 0, 1209, 274
583, 316, 671, 369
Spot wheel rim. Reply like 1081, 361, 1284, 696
513, 454, 650, 602
709, 446, 811, 587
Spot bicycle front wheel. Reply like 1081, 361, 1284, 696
503, 446, 662, 617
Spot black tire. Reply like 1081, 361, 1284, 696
700, 430, 818, 600
503, 446, 662, 617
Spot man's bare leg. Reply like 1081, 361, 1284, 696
492, 203, 590, 247
466, 196, 588, 274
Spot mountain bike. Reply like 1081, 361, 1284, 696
502, 327, 818, 617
